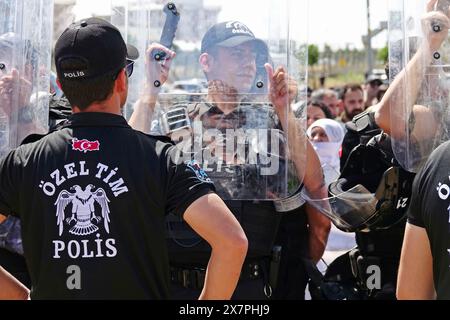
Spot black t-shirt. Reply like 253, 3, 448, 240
408, 140, 450, 299
0, 112, 215, 299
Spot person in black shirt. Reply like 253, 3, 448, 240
397, 141, 450, 299
0, 18, 248, 300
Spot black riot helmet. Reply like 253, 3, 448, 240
324, 133, 415, 232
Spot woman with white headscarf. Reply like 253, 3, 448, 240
307, 118, 345, 186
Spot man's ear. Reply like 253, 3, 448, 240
115, 69, 127, 93
199, 53, 213, 73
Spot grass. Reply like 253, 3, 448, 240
309, 72, 366, 89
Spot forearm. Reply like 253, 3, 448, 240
278, 109, 308, 181
306, 203, 331, 264
303, 141, 330, 263
278, 110, 327, 195
128, 85, 158, 133
199, 245, 246, 300
376, 45, 433, 134
278, 114, 330, 263
0, 266, 29, 300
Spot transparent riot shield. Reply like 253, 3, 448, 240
0, 0, 53, 157
112, 0, 308, 200
388, 0, 450, 172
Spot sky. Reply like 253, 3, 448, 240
308, 0, 389, 49
73, 0, 391, 49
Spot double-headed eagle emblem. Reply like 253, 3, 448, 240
55, 184, 110, 236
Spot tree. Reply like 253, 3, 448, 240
323, 43, 333, 75
377, 45, 389, 63
308, 44, 319, 67
307, 44, 320, 88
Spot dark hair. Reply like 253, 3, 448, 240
340, 83, 363, 101
58, 58, 118, 110
308, 100, 333, 119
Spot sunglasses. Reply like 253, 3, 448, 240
125, 59, 134, 77
113, 59, 134, 80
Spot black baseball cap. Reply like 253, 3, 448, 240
366, 74, 383, 86
55, 18, 139, 81
201, 21, 267, 54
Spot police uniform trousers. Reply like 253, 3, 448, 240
272, 205, 310, 300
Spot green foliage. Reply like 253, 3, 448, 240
377, 45, 389, 63
311, 72, 365, 88
308, 44, 319, 66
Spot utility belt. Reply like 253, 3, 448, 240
170, 260, 264, 290
171, 246, 282, 298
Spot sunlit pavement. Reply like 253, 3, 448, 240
320, 225, 356, 271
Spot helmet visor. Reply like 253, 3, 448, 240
301, 183, 378, 232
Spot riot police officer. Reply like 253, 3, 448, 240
130, 21, 330, 299
0, 18, 248, 300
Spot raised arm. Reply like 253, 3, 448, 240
265, 64, 330, 263
183, 193, 248, 300
265, 63, 308, 180
129, 43, 175, 133
374, 0, 449, 136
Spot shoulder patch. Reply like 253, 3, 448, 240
187, 160, 212, 183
